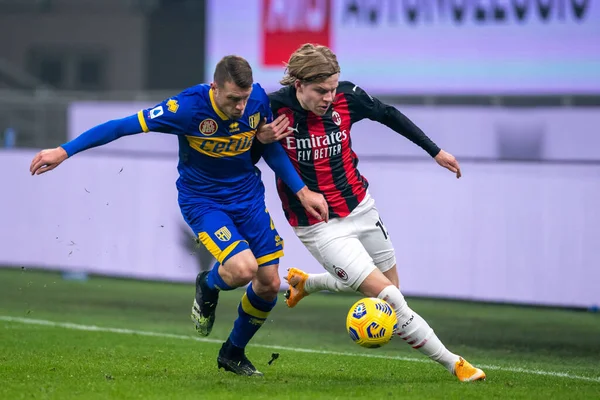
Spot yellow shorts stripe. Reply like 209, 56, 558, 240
137, 110, 149, 133
241, 293, 269, 319
255, 249, 284, 266
198, 233, 246, 264
220, 240, 246, 264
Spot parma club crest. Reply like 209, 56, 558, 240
249, 112, 261, 129
214, 226, 232, 242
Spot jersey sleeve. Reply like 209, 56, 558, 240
60, 114, 144, 157
250, 88, 287, 164
136, 92, 195, 135
345, 82, 441, 158
344, 82, 386, 123
255, 83, 274, 124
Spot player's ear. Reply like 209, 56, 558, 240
210, 82, 217, 91
294, 80, 302, 91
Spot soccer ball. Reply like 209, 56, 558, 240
346, 297, 397, 348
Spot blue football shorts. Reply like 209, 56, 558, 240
180, 195, 284, 267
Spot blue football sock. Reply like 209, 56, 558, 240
205, 262, 233, 291
228, 284, 277, 348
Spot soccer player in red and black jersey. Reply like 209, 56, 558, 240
253, 43, 485, 382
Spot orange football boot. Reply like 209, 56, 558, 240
454, 357, 486, 382
284, 268, 310, 308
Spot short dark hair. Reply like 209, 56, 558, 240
213, 55, 253, 89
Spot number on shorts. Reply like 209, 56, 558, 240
375, 217, 388, 240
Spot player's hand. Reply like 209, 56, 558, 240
30, 147, 68, 175
434, 150, 461, 179
297, 187, 329, 223
256, 114, 291, 144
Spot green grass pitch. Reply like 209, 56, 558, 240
0, 267, 598, 399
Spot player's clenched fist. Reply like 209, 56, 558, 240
256, 114, 291, 144
296, 187, 329, 223
30, 147, 68, 176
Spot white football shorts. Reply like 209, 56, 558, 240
293, 191, 396, 290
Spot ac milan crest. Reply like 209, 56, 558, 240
332, 110, 341, 126
334, 265, 348, 281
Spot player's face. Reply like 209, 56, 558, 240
211, 81, 253, 120
295, 74, 339, 116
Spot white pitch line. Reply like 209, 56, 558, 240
2, 315, 599, 383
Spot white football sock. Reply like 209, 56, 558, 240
304, 273, 355, 294
378, 285, 460, 372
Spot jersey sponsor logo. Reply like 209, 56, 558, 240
214, 226, 232, 242
149, 106, 164, 119
332, 110, 341, 126
229, 122, 240, 133
249, 112, 261, 129
261, 0, 331, 66
199, 118, 218, 136
186, 130, 256, 158
166, 99, 179, 113
284, 129, 348, 161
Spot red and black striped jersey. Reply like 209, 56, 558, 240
260, 81, 441, 227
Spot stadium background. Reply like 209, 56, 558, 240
2, 0, 599, 309
1, 0, 600, 309
1, 1, 600, 398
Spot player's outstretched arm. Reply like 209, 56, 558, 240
348, 83, 461, 178
29, 114, 143, 176
262, 142, 329, 222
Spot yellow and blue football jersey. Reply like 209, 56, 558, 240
138, 83, 272, 204
60, 80, 303, 266
137, 83, 285, 266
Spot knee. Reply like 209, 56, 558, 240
253, 274, 280, 301
225, 255, 258, 286
357, 268, 393, 297
264, 274, 281, 295
237, 259, 259, 285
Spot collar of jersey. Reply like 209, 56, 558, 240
209, 88, 229, 121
